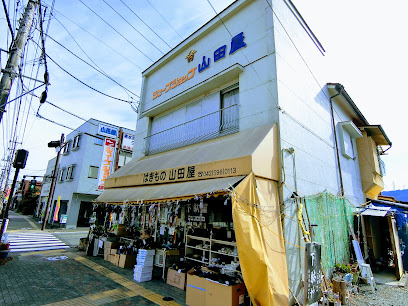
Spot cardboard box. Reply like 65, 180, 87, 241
186, 270, 207, 306
206, 280, 245, 306
104, 248, 111, 261
110, 249, 118, 255
167, 268, 186, 290
110, 254, 120, 266
105, 241, 119, 249
118, 254, 136, 269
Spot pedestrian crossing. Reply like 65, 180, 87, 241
7, 232, 70, 253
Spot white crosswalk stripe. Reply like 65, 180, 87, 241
7, 232, 70, 252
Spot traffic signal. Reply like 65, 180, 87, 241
29, 180, 36, 189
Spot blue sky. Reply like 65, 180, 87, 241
0, 0, 406, 191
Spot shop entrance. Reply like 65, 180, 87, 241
362, 215, 404, 281
77, 201, 93, 227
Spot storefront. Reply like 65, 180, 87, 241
93, 124, 289, 305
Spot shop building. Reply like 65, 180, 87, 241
95, 0, 391, 304
39, 118, 134, 229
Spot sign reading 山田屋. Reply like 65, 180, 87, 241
98, 123, 118, 138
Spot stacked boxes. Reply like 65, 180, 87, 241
134, 249, 155, 282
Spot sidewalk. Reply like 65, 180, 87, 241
0, 248, 186, 305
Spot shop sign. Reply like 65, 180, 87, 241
105, 155, 252, 188
60, 214, 68, 224
97, 138, 117, 190
151, 32, 247, 101
98, 123, 118, 139
121, 133, 134, 151
304, 242, 322, 305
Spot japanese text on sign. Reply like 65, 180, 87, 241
97, 138, 116, 190
152, 32, 247, 100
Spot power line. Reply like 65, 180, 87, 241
50, 12, 142, 70
119, 0, 171, 49
44, 33, 140, 99
2, 0, 14, 41
145, 0, 183, 39
102, 0, 165, 55
77, 0, 154, 63
44, 50, 134, 104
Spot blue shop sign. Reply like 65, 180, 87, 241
98, 124, 118, 138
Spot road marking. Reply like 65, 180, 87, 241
7, 231, 69, 252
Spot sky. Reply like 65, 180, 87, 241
0, 0, 406, 191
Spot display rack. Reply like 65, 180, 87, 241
184, 234, 238, 265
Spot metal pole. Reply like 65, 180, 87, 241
0, 167, 20, 239
42, 134, 64, 230
0, 0, 38, 123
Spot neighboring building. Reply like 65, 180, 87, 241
39, 119, 134, 229
96, 0, 391, 303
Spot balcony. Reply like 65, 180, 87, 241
145, 104, 239, 155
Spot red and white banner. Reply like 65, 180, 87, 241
97, 138, 116, 190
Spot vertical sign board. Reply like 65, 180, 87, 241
304, 242, 322, 305
121, 133, 134, 151
97, 138, 116, 190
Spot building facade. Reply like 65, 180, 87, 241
39, 119, 134, 229
97, 0, 391, 303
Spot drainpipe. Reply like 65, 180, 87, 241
330, 89, 345, 197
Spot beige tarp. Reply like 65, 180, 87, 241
96, 176, 245, 204
232, 173, 289, 305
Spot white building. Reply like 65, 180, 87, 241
97, 0, 391, 303
39, 119, 134, 229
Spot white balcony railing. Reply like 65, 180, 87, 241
145, 104, 239, 155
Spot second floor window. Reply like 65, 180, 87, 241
58, 168, 65, 182
65, 165, 75, 181
62, 140, 71, 155
72, 134, 81, 151
88, 166, 99, 179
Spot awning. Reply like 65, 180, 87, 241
105, 123, 279, 188
361, 204, 391, 217
95, 176, 245, 204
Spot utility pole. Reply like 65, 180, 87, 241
42, 134, 64, 230
0, 0, 38, 123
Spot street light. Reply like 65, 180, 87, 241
42, 134, 65, 230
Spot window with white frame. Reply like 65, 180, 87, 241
339, 121, 363, 159
62, 140, 71, 155
65, 164, 75, 181
72, 134, 81, 151
57, 168, 65, 182
148, 84, 239, 154
94, 137, 103, 146
88, 166, 99, 179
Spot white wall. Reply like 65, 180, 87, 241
135, 0, 280, 159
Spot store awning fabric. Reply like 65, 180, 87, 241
95, 176, 245, 204
232, 173, 289, 305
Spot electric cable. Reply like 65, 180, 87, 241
102, 0, 165, 55
50, 12, 142, 70
44, 33, 140, 99
119, 0, 171, 49
145, 0, 183, 39
44, 51, 134, 104
2, 0, 14, 41
77, 0, 154, 63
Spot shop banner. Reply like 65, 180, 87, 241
105, 155, 252, 188
53, 196, 61, 222
97, 138, 117, 190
